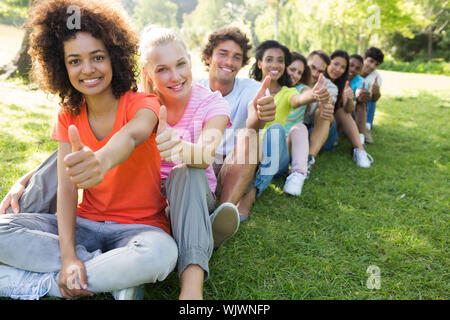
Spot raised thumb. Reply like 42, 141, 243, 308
257, 76, 270, 98
157, 105, 167, 135
68, 125, 83, 152
253, 76, 270, 110
314, 73, 324, 90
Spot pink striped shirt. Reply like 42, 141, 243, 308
160, 83, 231, 193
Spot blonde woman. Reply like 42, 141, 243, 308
139, 25, 239, 300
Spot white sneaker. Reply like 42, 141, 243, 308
360, 133, 365, 146
283, 172, 307, 196
353, 148, 374, 168
0, 265, 52, 300
112, 285, 144, 300
306, 155, 315, 178
210, 202, 239, 249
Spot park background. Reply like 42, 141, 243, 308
0, 0, 448, 300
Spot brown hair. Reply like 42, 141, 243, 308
201, 26, 252, 68
28, 0, 139, 115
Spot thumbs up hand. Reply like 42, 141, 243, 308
253, 76, 276, 122
370, 76, 380, 97
64, 125, 106, 189
343, 80, 354, 105
155, 105, 183, 163
356, 81, 370, 103
312, 73, 330, 105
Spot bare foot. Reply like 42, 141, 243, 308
179, 264, 204, 300
236, 187, 257, 216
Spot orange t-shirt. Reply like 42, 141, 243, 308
51, 91, 170, 234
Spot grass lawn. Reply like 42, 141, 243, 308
0, 23, 448, 300
0, 77, 448, 300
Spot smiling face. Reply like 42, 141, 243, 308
348, 57, 363, 81
361, 57, 380, 77
144, 40, 192, 102
258, 47, 285, 82
206, 39, 244, 85
64, 32, 113, 98
287, 59, 305, 86
327, 56, 347, 82
308, 54, 327, 85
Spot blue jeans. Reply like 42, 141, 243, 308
307, 119, 338, 152
367, 100, 376, 127
254, 123, 290, 197
0, 213, 178, 296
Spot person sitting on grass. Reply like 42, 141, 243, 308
238, 40, 314, 213
0, 12, 236, 303
197, 26, 277, 222
302, 50, 338, 177
139, 24, 235, 300
360, 47, 384, 144
285, 51, 311, 133
348, 54, 371, 145
281, 51, 315, 195
0, 0, 178, 300
325, 50, 374, 168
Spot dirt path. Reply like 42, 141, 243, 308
0, 80, 59, 109
379, 70, 450, 95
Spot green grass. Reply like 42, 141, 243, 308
0, 83, 449, 300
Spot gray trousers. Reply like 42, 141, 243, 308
8, 152, 214, 280
163, 165, 215, 280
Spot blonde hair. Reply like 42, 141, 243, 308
139, 24, 189, 94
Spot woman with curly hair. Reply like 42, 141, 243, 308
238, 41, 311, 217
0, 0, 178, 300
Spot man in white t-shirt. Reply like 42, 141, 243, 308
360, 47, 384, 143
198, 27, 276, 221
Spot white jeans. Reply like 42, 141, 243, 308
0, 213, 178, 296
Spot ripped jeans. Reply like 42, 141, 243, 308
0, 213, 178, 296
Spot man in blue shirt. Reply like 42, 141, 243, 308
348, 54, 371, 145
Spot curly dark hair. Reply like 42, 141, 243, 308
27, 0, 139, 115
249, 40, 292, 87
201, 26, 253, 69
290, 51, 311, 86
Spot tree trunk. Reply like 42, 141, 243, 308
0, 0, 33, 80
0, 28, 31, 79
274, 3, 279, 41
427, 27, 433, 61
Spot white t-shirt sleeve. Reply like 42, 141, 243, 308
364, 70, 382, 87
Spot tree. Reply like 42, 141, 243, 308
0, 0, 33, 80
132, 0, 178, 31
169, 0, 198, 27
267, 0, 290, 41
419, 0, 450, 60
0, 0, 28, 24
